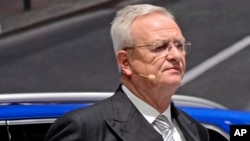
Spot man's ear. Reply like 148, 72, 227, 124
116, 50, 132, 76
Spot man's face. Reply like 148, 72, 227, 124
127, 12, 186, 88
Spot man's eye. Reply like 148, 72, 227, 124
175, 43, 184, 50
153, 43, 169, 52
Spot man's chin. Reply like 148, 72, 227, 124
161, 79, 182, 87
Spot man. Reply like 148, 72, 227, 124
45, 4, 209, 141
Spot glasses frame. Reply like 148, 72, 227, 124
123, 40, 191, 54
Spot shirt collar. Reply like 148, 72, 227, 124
122, 85, 172, 125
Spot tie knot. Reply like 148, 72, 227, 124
154, 115, 171, 131
154, 115, 174, 141
157, 115, 169, 122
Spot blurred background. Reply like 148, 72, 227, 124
0, 0, 249, 111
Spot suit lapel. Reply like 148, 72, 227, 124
105, 86, 162, 141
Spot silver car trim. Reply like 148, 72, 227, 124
0, 92, 111, 103
0, 93, 227, 109
6, 118, 56, 125
0, 120, 6, 126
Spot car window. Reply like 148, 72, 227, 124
0, 125, 9, 141
8, 123, 51, 141
208, 129, 228, 141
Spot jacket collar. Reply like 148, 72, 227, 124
105, 85, 162, 141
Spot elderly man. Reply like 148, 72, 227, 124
45, 4, 210, 141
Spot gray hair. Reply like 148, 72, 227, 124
111, 4, 175, 55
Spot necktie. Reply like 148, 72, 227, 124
154, 115, 174, 141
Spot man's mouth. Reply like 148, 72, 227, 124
164, 67, 182, 73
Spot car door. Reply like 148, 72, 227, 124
0, 121, 9, 140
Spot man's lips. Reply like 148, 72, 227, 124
164, 67, 182, 73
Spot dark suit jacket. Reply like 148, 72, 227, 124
45, 85, 209, 141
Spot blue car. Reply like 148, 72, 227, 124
1, 93, 250, 141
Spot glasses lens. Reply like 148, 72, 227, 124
151, 40, 169, 52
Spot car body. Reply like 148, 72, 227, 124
1, 93, 250, 141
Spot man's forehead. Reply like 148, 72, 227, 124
132, 14, 180, 32
130, 13, 184, 41
153, 27, 181, 32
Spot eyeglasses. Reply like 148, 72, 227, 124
123, 40, 191, 55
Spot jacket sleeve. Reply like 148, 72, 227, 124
44, 111, 86, 141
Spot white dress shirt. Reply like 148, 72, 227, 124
122, 85, 186, 141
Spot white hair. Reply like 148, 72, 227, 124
111, 4, 175, 55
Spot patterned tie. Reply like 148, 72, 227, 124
154, 115, 174, 141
